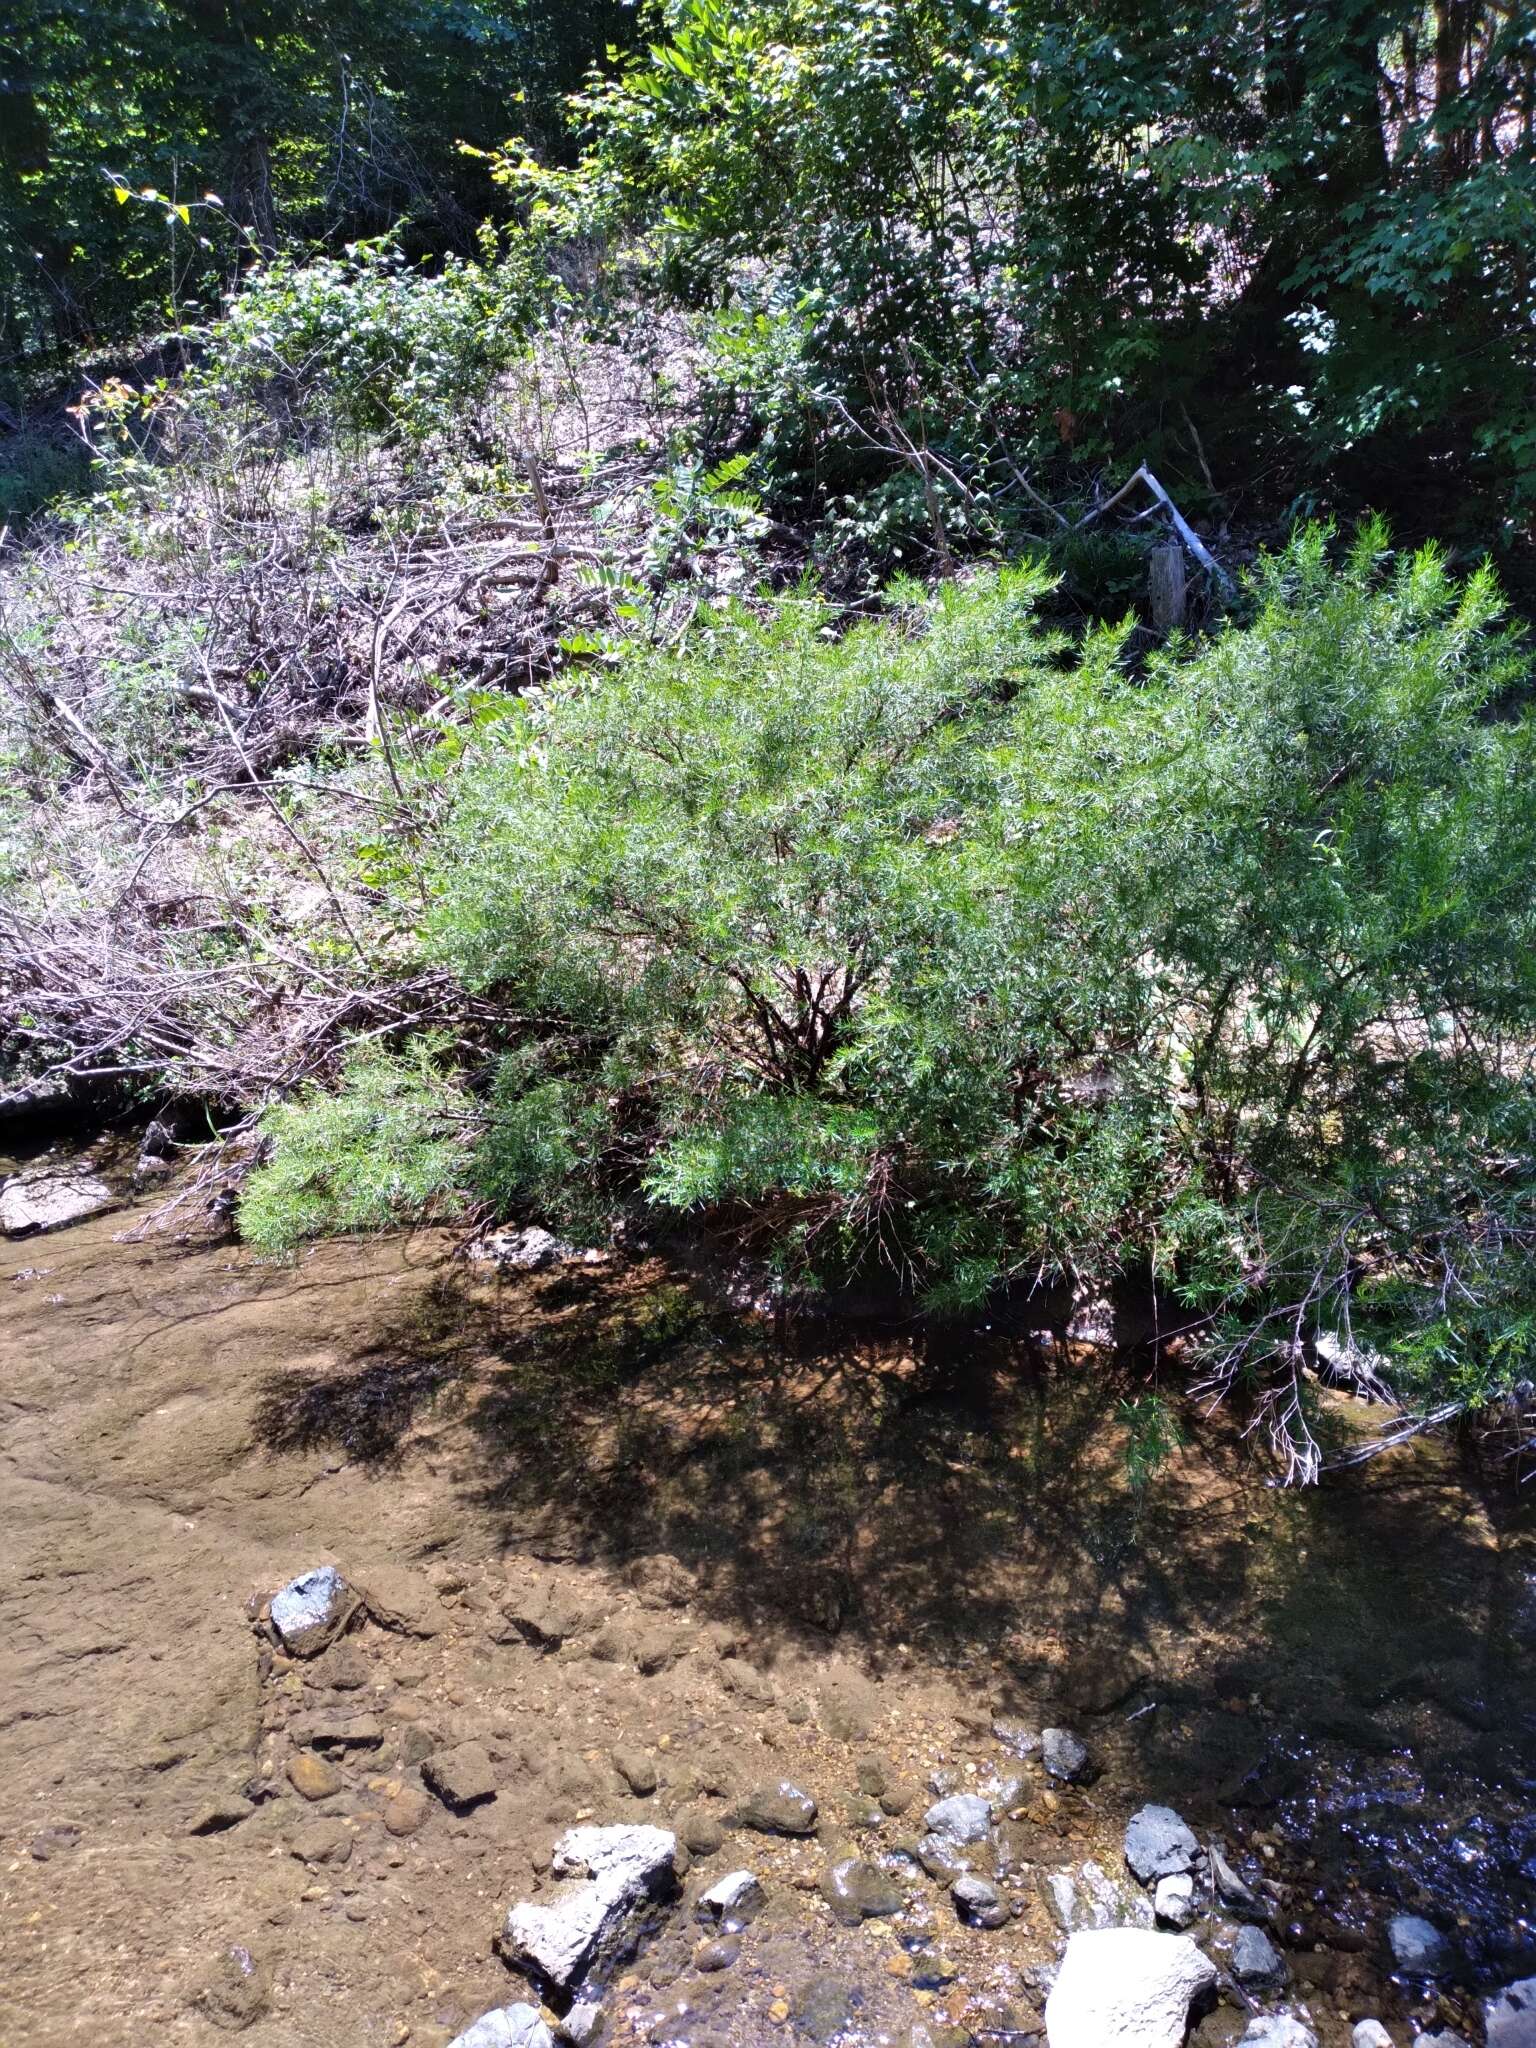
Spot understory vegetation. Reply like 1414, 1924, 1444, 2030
242, 535, 1536, 1478
2, 0, 1534, 1477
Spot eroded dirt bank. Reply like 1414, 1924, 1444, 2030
2, 1184, 1534, 2048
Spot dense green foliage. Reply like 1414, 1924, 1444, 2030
240, 1039, 468, 1253
204, 231, 551, 439
566, 0, 1536, 558
7, 2, 1532, 562
244, 531, 1536, 1449
0, 0, 630, 403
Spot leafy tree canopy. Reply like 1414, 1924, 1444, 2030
0, 0, 633, 398
561, 0, 1536, 556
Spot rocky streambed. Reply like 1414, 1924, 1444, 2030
223, 1553, 1536, 2048
2, 1160, 1535, 2047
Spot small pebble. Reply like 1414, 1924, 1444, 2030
287, 1752, 343, 1802
693, 1936, 741, 1973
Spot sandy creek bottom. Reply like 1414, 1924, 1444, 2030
2, 1165, 1534, 2048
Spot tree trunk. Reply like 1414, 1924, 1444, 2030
1148, 543, 1187, 633
177, 0, 282, 251
1435, 0, 1472, 175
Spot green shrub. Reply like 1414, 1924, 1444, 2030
250, 525, 1536, 1454
241, 1042, 468, 1255
205, 232, 552, 443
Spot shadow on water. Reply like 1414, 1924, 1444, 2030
252, 1271, 475, 1466
251, 1255, 1252, 1660
250, 1251, 1536, 1992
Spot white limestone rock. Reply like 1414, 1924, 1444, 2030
1045, 1928, 1216, 2048
0, 1168, 112, 1237
1486, 1977, 1536, 2048
448, 2007, 553, 2048
499, 1824, 679, 1996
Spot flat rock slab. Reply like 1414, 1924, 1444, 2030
1045, 1927, 1217, 2048
423, 1742, 497, 1811
1, 1169, 112, 1237
499, 1823, 679, 1996
1486, 1976, 1536, 2047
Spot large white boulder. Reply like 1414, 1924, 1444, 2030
1487, 1977, 1536, 2048
499, 1824, 678, 1996
447, 2007, 552, 2048
1241, 2021, 1318, 2048
1045, 1927, 1216, 2048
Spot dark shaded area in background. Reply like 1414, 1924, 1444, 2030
0, 0, 636, 406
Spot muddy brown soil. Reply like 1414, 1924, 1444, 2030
2, 1179, 1534, 2048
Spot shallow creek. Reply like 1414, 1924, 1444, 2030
1, 1143, 1533, 2048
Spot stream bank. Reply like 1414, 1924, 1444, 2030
2, 1164, 1534, 2047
